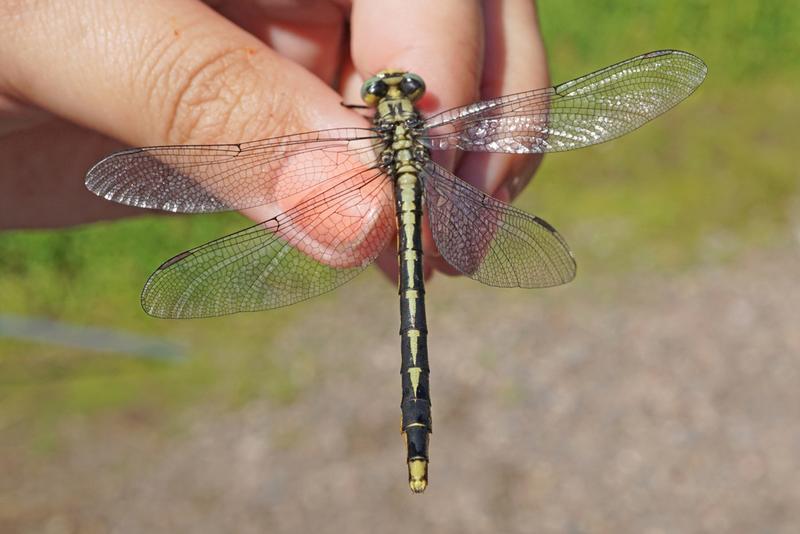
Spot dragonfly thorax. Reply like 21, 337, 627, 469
375, 115, 429, 176
364, 72, 428, 176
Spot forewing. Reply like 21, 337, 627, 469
422, 50, 707, 153
142, 167, 393, 318
423, 162, 575, 288
86, 128, 382, 213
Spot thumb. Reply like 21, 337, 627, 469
0, 0, 362, 148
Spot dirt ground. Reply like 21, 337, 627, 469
3, 247, 799, 533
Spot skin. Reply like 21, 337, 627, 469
0, 0, 548, 281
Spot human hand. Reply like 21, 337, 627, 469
0, 0, 548, 281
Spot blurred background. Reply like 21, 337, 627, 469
2, 1, 799, 532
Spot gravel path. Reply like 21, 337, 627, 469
4, 248, 800, 533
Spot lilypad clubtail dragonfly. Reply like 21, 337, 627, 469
86, 50, 706, 493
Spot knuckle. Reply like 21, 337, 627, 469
137, 40, 290, 145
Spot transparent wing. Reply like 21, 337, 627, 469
423, 161, 575, 288
142, 167, 394, 318
86, 128, 382, 213
422, 50, 707, 153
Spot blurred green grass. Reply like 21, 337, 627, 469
1, 1, 798, 447
531, 0, 800, 274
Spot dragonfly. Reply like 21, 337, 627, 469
85, 49, 707, 493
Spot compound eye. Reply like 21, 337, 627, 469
360, 77, 389, 106
400, 73, 426, 102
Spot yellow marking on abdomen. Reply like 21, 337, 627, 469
406, 328, 420, 365
405, 289, 418, 320
403, 249, 417, 289
408, 367, 422, 397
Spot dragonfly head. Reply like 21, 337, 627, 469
361, 71, 426, 106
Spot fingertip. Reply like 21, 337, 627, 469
349, 0, 484, 117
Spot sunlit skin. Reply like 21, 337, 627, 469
0, 0, 549, 283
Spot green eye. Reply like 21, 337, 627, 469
400, 73, 426, 101
360, 76, 388, 106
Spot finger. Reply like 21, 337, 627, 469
456, 0, 549, 199
349, 0, 483, 115
212, 0, 347, 85
348, 0, 484, 276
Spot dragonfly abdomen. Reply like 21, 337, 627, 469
394, 166, 432, 494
